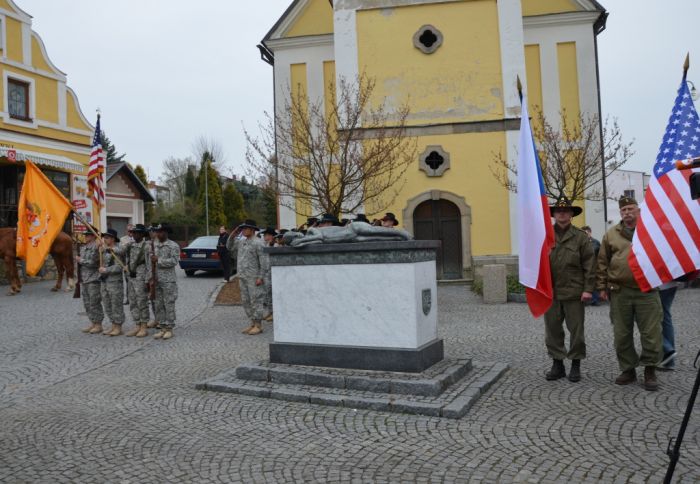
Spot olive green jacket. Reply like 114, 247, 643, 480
596, 222, 639, 291
549, 224, 596, 300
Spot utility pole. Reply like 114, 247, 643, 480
204, 157, 210, 236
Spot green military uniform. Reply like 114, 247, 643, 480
146, 236, 180, 331
100, 245, 126, 329
544, 224, 595, 360
125, 238, 150, 325
597, 221, 662, 372
79, 239, 103, 328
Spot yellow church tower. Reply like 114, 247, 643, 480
261, 0, 607, 279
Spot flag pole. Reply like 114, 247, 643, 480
72, 208, 127, 271
683, 52, 690, 80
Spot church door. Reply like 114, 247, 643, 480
413, 199, 462, 279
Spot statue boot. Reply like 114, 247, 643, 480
247, 321, 263, 336
135, 323, 149, 338
108, 324, 122, 337
89, 323, 103, 334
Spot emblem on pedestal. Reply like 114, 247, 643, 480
422, 289, 432, 315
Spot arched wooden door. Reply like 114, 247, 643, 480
413, 199, 462, 279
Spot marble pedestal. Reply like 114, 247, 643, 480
266, 241, 443, 372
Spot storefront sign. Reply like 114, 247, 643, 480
72, 174, 92, 231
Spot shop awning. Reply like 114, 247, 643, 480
0, 147, 86, 173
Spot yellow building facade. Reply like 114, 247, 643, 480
0, 0, 94, 230
263, 0, 607, 279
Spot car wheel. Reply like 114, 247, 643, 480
185, 270, 196, 277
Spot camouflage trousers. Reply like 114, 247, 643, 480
81, 281, 103, 324
154, 281, 178, 329
263, 279, 273, 317
240, 277, 264, 321
101, 279, 125, 325
127, 276, 150, 324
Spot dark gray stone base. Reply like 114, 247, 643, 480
196, 358, 508, 419
269, 339, 444, 373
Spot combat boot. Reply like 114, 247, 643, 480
264, 313, 273, 322
153, 329, 165, 339
82, 323, 96, 333
147, 321, 158, 329
135, 323, 149, 338
241, 321, 255, 334
125, 325, 141, 337
108, 324, 122, 337
102, 324, 113, 335
89, 323, 103, 334
545, 359, 566, 380
568, 360, 581, 382
247, 320, 263, 336
614, 369, 637, 385
643, 366, 659, 391
162, 329, 174, 340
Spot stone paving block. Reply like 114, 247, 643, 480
309, 393, 345, 407
345, 376, 391, 393
269, 388, 311, 403
235, 364, 269, 382
269, 368, 307, 385
390, 399, 442, 417
389, 379, 442, 396
441, 388, 480, 419
342, 396, 391, 412
304, 372, 345, 389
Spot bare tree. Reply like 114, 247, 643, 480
192, 135, 226, 171
159, 156, 194, 204
491, 108, 634, 201
245, 75, 417, 218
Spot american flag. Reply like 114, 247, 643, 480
87, 115, 105, 209
629, 76, 700, 291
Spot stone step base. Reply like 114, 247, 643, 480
197, 360, 507, 419
234, 358, 472, 397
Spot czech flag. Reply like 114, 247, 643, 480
517, 101, 554, 318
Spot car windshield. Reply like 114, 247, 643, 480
186, 236, 218, 249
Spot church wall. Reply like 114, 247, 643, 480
355, 0, 504, 126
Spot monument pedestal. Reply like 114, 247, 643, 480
268, 241, 443, 372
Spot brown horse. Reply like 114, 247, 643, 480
0, 227, 75, 295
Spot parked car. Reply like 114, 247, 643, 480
178, 236, 222, 277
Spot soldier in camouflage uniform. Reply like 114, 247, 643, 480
227, 219, 266, 335
99, 228, 126, 336
147, 223, 180, 340
124, 224, 150, 338
77, 228, 104, 334
261, 227, 276, 322
147, 226, 159, 329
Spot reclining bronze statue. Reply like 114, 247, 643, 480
283, 222, 413, 247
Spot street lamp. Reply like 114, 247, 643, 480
688, 80, 699, 101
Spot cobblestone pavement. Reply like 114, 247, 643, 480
0, 275, 698, 483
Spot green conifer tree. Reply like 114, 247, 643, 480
133, 164, 153, 223
196, 152, 226, 233
222, 183, 246, 227
100, 131, 126, 164
184, 165, 198, 200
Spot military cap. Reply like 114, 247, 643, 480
549, 196, 583, 217
102, 228, 118, 239
618, 196, 638, 208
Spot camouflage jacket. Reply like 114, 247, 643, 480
145, 239, 180, 283
125, 239, 148, 279
79, 241, 101, 284
227, 235, 265, 279
101, 245, 125, 283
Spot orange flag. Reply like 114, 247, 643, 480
16, 161, 73, 276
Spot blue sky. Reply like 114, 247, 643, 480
16, 0, 700, 181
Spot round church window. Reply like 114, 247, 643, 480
413, 25, 443, 54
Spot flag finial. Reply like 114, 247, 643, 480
516, 75, 523, 102
683, 53, 690, 79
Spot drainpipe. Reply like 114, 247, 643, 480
593, 11, 609, 224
